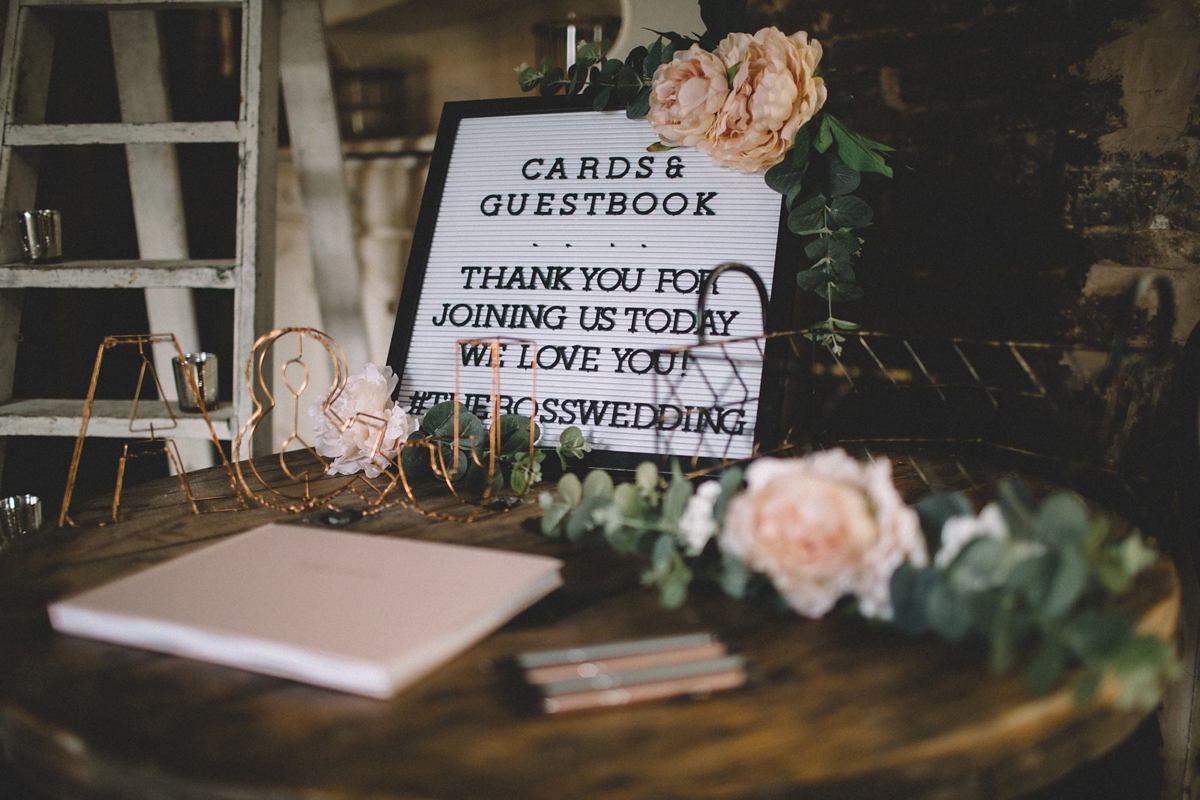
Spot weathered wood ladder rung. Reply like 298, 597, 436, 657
0, 0, 278, 478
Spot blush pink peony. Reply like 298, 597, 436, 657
706, 27, 827, 173
647, 44, 730, 149
719, 449, 926, 619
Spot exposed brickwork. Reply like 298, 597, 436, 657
749, 0, 1199, 345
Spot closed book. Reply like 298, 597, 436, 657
48, 523, 563, 699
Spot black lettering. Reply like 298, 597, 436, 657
663, 192, 689, 215
606, 192, 627, 215
580, 346, 601, 372
560, 193, 578, 215
633, 403, 658, 428
480, 195, 501, 216
665, 156, 685, 178
545, 158, 567, 179
578, 157, 600, 179
538, 397, 560, 424
503, 267, 527, 290
623, 307, 648, 333
694, 192, 717, 215
632, 192, 657, 215
521, 158, 543, 179
606, 157, 630, 179
610, 402, 632, 428
483, 304, 511, 327
460, 266, 482, 289
535, 193, 555, 215
583, 192, 605, 215
551, 267, 574, 290
580, 267, 601, 291
635, 156, 654, 178
578, 400, 610, 425
506, 193, 529, 215
480, 266, 506, 289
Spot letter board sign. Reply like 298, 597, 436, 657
387, 98, 795, 465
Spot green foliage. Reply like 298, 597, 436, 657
403, 401, 587, 495
889, 477, 1177, 710
538, 461, 744, 607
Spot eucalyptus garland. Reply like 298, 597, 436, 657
538, 458, 1179, 709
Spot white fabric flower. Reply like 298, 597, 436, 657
309, 363, 419, 478
935, 503, 1009, 568
719, 449, 927, 620
677, 481, 722, 556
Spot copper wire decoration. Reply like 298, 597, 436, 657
232, 329, 538, 522
59, 334, 243, 527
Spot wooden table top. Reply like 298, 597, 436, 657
0, 448, 1180, 800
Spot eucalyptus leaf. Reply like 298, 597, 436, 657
1063, 608, 1133, 665
651, 531, 676, 572
725, 60, 742, 86
539, 502, 570, 536
998, 477, 1038, 536
989, 595, 1017, 673
816, 281, 865, 302
832, 230, 863, 255
765, 159, 805, 198
1041, 547, 1088, 620
635, 461, 661, 496
827, 155, 861, 195
1025, 641, 1067, 695
796, 268, 831, 292
828, 195, 874, 229
583, 469, 615, 500
592, 87, 613, 112
420, 401, 455, 434
805, 236, 850, 265
1034, 493, 1090, 549
517, 64, 541, 92
626, 88, 651, 119
566, 495, 609, 542
643, 40, 663, 78
557, 472, 583, 507
626, 44, 649, 72
720, 552, 751, 599
540, 67, 564, 96
927, 581, 972, 641
890, 563, 936, 636
787, 194, 826, 235
815, 114, 834, 153
661, 467, 693, 526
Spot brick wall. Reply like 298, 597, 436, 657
748, 0, 1200, 345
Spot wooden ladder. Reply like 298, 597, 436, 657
0, 0, 280, 474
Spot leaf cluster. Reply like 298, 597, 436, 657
891, 478, 1177, 709
400, 401, 587, 495
538, 462, 743, 608
765, 113, 895, 351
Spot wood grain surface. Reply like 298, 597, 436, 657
0, 448, 1180, 800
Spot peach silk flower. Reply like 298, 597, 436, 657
708, 27, 828, 173
647, 44, 730, 149
719, 450, 927, 619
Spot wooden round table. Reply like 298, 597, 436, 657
0, 449, 1179, 799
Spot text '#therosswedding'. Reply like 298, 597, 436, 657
404, 391, 748, 437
